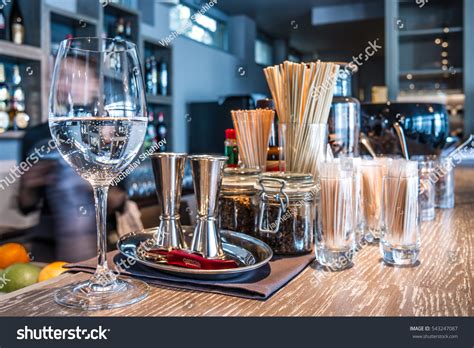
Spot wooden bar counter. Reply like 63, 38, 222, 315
0, 167, 472, 317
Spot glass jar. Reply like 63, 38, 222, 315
328, 64, 360, 157
257, 172, 317, 255
435, 156, 455, 208
278, 122, 327, 179
218, 167, 260, 235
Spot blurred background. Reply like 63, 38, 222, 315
0, 0, 472, 262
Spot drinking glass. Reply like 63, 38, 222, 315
315, 162, 354, 270
435, 156, 455, 208
49, 37, 149, 310
278, 122, 327, 178
380, 160, 420, 266
360, 158, 386, 242
413, 155, 436, 221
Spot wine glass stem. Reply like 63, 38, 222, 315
92, 185, 116, 287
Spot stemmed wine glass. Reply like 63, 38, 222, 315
49, 37, 149, 310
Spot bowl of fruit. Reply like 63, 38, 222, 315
0, 243, 67, 294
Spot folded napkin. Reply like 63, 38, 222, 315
66, 251, 314, 300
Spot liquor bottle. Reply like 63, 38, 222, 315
328, 64, 360, 157
9, 0, 25, 45
0, 63, 9, 132
9, 64, 29, 130
159, 61, 168, 96
224, 129, 238, 168
144, 111, 157, 151
115, 17, 125, 39
256, 99, 279, 171
0, 6, 6, 41
150, 56, 158, 96
156, 111, 167, 151
145, 57, 153, 94
125, 20, 132, 41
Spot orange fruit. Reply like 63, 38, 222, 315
0, 243, 30, 269
38, 261, 68, 282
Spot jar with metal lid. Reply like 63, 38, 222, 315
257, 172, 317, 255
218, 167, 260, 235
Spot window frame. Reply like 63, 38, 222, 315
169, 2, 228, 51
255, 31, 274, 66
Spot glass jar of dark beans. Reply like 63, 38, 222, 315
219, 168, 260, 236
257, 172, 317, 255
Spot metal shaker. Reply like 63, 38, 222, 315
149, 152, 188, 250
188, 155, 228, 259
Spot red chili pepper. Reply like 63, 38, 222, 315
145, 248, 238, 270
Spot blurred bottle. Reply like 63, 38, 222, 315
125, 20, 132, 41
9, 64, 29, 131
145, 57, 152, 94
224, 128, 238, 168
144, 111, 157, 151
0, 63, 9, 133
0, 6, 6, 40
156, 111, 167, 151
256, 99, 279, 171
328, 64, 360, 157
150, 56, 158, 96
115, 17, 125, 39
159, 61, 168, 96
10, 0, 25, 45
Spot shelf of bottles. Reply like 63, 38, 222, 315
398, 0, 463, 93
0, 0, 175, 156
102, 3, 139, 44
0, 0, 42, 134
143, 40, 171, 153
50, 12, 98, 57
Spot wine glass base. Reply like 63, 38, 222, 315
54, 277, 149, 310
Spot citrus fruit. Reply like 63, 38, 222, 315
38, 261, 68, 282
0, 243, 30, 269
1, 263, 41, 293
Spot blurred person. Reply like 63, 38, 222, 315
18, 123, 127, 262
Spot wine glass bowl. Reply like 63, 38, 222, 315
49, 37, 149, 310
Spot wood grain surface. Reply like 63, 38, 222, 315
0, 167, 472, 317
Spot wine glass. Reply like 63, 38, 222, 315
49, 37, 149, 310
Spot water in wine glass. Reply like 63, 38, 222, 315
49, 116, 147, 186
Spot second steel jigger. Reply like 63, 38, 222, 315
149, 152, 188, 251
189, 155, 228, 259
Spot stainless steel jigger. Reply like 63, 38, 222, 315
149, 152, 188, 251
189, 155, 228, 259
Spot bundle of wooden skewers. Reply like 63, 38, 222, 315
319, 161, 353, 249
263, 61, 340, 176
231, 109, 275, 170
383, 160, 419, 245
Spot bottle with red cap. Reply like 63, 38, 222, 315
224, 128, 238, 168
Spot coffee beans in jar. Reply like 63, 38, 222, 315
219, 168, 260, 236
257, 172, 317, 255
